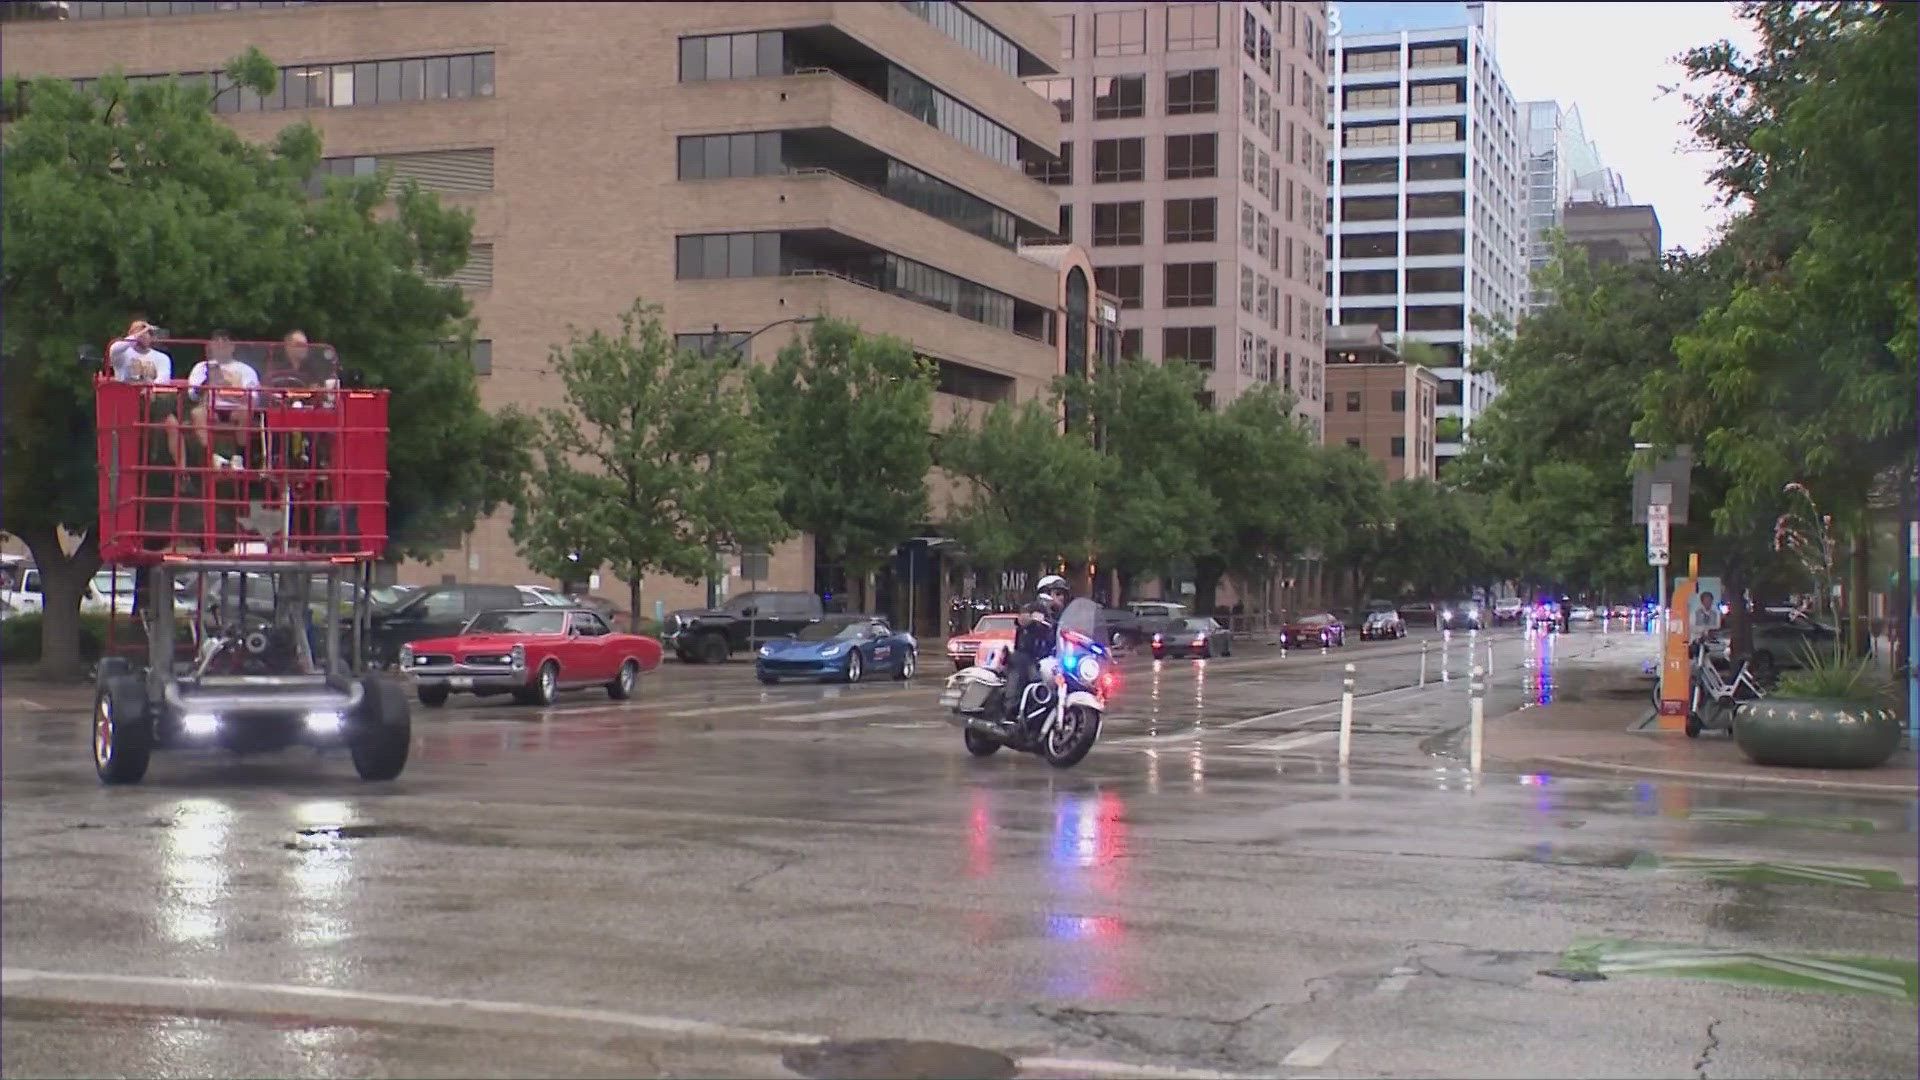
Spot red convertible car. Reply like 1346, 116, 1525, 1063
400, 607, 663, 707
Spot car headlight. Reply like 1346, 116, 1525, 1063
399, 644, 413, 666
510, 644, 526, 669
823, 644, 845, 656
759, 645, 772, 657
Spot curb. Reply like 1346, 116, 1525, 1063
1513, 753, 1920, 799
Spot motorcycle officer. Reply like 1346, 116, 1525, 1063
1005, 574, 1072, 734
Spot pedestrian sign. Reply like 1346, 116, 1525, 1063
1646, 503, 1670, 566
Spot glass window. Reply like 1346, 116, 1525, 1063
1166, 68, 1216, 115
704, 35, 731, 80
377, 59, 401, 103
1092, 138, 1144, 183
1406, 191, 1466, 218
1023, 142, 1071, 185
1346, 391, 1363, 412
1406, 266, 1464, 293
1344, 158, 1400, 184
1240, 266, 1254, 311
1028, 77, 1073, 121
1409, 43, 1465, 68
1162, 326, 1216, 369
1410, 118, 1463, 143
1091, 201, 1143, 246
1242, 73, 1256, 120
1092, 74, 1144, 119
1241, 137, 1256, 183
1341, 232, 1397, 258
1165, 133, 1216, 179
1164, 262, 1215, 307
1391, 390, 1407, 412
398, 57, 424, 101
1093, 8, 1146, 56
702, 135, 729, 177
330, 64, 354, 106
1341, 195, 1398, 222
1164, 197, 1215, 242
1166, 3, 1218, 50
448, 53, 474, 97
1055, 13, 1074, 59
1094, 265, 1143, 309
1391, 436, 1407, 458
1406, 153, 1465, 181
1345, 86, 1398, 110
1344, 122, 1398, 148
473, 53, 494, 96
1345, 48, 1397, 74
1410, 80, 1462, 106
353, 61, 377, 102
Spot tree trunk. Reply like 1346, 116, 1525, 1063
1193, 556, 1225, 614
19, 525, 102, 681
628, 575, 643, 635
1849, 530, 1870, 656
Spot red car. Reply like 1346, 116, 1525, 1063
400, 607, 663, 708
1280, 612, 1346, 649
945, 613, 1020, 670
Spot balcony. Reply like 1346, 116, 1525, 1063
666, 169, 1055, 305
675, 70, 1054, 227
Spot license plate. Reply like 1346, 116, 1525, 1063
449, 676, 473, 690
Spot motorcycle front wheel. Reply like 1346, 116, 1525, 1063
1042, 705, 1101, 769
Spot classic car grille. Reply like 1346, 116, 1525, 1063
413, 654, 453, 667
463, 654, 514, 667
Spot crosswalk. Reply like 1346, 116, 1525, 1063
1563, 938, 1919, 1001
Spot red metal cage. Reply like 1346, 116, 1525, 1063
95, 338, 390, 565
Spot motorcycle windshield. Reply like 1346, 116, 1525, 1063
1059, 598, 1099, 649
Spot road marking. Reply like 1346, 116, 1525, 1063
1234, 730, 1338, 753
1104, 729, 1203, 748
778, 705, 900, 723
1631, 854, 1906, 890
0, 969, 1270, 1080
1280, 1035, 1344, 1067
9, 699, 47, 711
1370, 966, 1419, 997
1219, 678, 1442, 730
1559, 939, 1919, 1001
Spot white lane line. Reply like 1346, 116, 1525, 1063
1219, 680, 1435, 730
779, 705, 899, 723
1371, 966, 1418, 997
1280, 1035, 1345, 1067
9, 699, 47, 711
1, 969, 1269, 1080
1238, 730, 1337, 753
1104, 729, 1203, 748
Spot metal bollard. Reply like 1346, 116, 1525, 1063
1419, 641, 1429, 686
1469, 664, 1486, 774
1339, 662, 1356, 765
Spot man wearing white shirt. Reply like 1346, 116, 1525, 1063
108, 320, 185, 468
187, 330, 260, 470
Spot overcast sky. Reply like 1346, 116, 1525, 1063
1490, 1, 1761, 253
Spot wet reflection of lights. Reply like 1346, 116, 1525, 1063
1044, 792, 1132, 998
1193, 659, 1206, 710
1045, 913, 1123, 941
1188, 746, 1206, 793
1145, 748, 1162, 794
1519, 773, 1555, 812
293, 800, 352, 829
160, 799, 233, 945
966, 790, 994, 879
287, 802, 356, 989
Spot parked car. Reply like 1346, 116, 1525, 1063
1746, 614, 1844, 684
1152, 616, 1233, 659
1569, 605, 1597, 623
518, 585, 572, 607
1439, 599, 1483, 631
1360, 608, 1406, 640
369, 583, 528, 667
1280, 612, 1346, 649
667, 590, 824, 663
1493, 597, 1525, 625
945, 612, 1019, 670
401, 606, 662, 707
756, 615, 917, 684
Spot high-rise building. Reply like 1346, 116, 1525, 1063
4, 0, 1076, 625
1562, 202, 1662, 266
1325, 0, 1524, 475
1035, 1, 1332, 431
1523, 99, 1631, 309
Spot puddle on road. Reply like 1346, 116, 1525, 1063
283, 823, 513, 851
783, 1039, 1016, 1080
1500, 844, 1646, 869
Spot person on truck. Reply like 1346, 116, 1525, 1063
109, 320, 186, 469
187, 330, 261, 470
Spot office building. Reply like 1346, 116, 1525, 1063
1325, 0, 1525, 475
1523, 99, 1631, 309
1324, 324, 1439, 481
1562, 202, 1661, 266
5, 0, 1078, 627
1035, 1, 1332, 431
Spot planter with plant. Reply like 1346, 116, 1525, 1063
1732, 483, 1904, 769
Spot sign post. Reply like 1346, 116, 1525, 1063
1647, 501, 1671, 648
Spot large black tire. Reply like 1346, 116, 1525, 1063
607, 659, 638, 700
417, 684, 450, 708
843, 650, 864, 683
92, 674, 152, 785
1042, 705, 1101, 769
351, 676, 412, 781
963, 727, 1001, 757
895, 649, 917, 680
699, 634, 729, 665
516, 661, 559, 707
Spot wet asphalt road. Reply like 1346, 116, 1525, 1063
4, 625, 1916, 1079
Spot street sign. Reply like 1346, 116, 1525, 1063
1646, 503, 1670, 566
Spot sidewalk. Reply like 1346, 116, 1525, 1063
1, 670, 95, 717
1483, 670, 1919, 797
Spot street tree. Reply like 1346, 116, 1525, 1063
1192, 386, 1319, 613
1058, 356, 1217, 597
1315, 447, 1391, 612
934, 398, 1107, 583
750, 319, 934, 611
1, 55, 523, 677
1375, 479, 1479, 600
509, 300, 789, 632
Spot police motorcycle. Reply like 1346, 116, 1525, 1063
939, 597, 1112, 768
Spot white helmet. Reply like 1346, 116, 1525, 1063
1035, 574, 1069, 598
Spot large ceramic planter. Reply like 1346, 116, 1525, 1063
1733, 697, 1903, 769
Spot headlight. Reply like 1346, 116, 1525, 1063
399, 644, 413, 666
1442, 609, 1453, 620
1077, 657, 1102, 683
759, 645, 772, 657
823, 644, 844, 656
510, 644, 526, 669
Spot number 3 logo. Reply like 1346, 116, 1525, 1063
1327, 3, 1343, 40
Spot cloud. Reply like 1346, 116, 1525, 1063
1491, 1, 1760, 253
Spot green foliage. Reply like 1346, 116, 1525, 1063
1, 57, 521, 674
509, 300, 789, 630
0, 613, 113, 665
1648, 1, 1919, 531
1058, 356, 1217, 578
1196, 385, 1320, 576
1375, 478, 1480, 598
935, 398, 1107, 574
1773, 650, 1896, 709
750, 320, 934, 582
1396, 338, 1450, 368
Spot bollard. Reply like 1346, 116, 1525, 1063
1469, 664, 1486, 774
1485, 639, 1494, 681
1419, 641, 1429, 687
1339, 662, 1356, 765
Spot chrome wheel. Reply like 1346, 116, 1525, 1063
617, 662, 635, 695
845, 651, 863, 683
93, 696, 113, 769
537, 663, 557, 704
899, 651, 916, 680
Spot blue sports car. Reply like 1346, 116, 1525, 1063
755, 615, 918, 684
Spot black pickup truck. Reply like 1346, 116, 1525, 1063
665, 591, 825, 663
